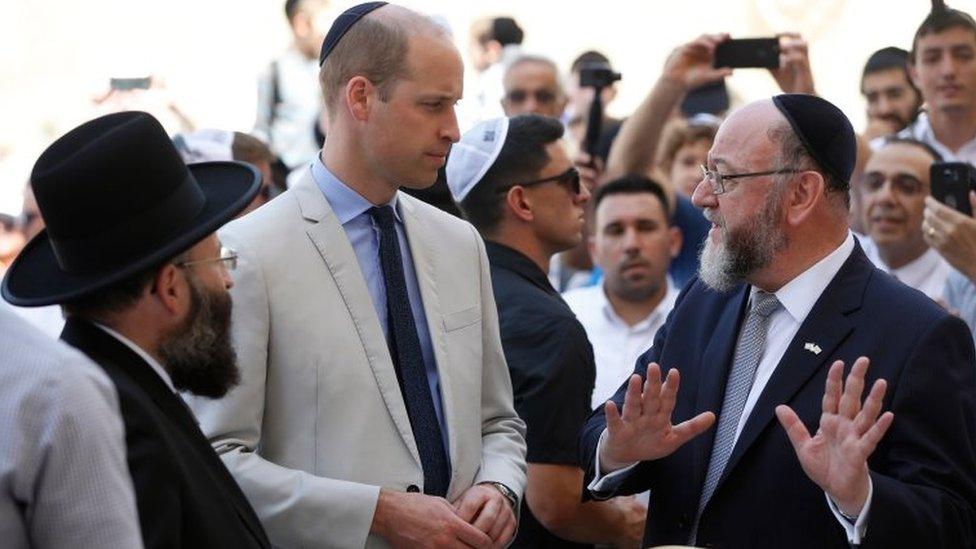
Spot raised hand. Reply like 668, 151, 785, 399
600, 363, 716, 471
769, 32, 817, 95
662, 34, 734, 91
776, 357, 894, 517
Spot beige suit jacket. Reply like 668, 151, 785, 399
187, 172, 527, 548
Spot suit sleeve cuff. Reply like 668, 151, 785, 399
825, 476, 873, 545
587, 429, 640, 498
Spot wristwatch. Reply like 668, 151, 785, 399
480, 481, 518, 510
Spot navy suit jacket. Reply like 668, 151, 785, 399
580, 244, 976, 548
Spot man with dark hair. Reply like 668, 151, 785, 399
861, 47, 922, 141
1, 111, 271, 549
858, 137, 950, 300
189, 4, 527, 548
580, 94, 976, 547
900, 3, 976, 162
254, 0, 331, 170
467, 16, 525, 122
564, 175, 682, 408
447, 114, 645, 548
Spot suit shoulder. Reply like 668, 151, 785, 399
402, 193, 478, 239
863, 268, 950, 324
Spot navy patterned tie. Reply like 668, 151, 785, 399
369, 205, 450, 497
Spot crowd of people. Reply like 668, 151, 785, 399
3, 1, 976, 548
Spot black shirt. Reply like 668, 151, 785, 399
485, 241, 595, 549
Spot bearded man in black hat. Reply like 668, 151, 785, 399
577, 94, 976, 548
1, 111, 271, 549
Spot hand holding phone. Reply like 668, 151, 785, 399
931, 162, 976, 216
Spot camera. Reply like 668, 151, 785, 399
578, 62, 622, 88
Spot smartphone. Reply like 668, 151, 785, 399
110, 77, 152, 91
713, 38, 780, 69
931, 162, 976, 216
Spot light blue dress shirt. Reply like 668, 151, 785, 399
311, 159, 449, 452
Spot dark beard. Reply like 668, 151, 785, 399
158, 274, 239, 398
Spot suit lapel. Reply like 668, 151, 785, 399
715, 246, 870, 490
60, 318, 270, 547
399, 196, 458, 477
294, 174, 423, 468
691, 286, 750, 490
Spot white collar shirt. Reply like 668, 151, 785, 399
896, 112, 976, 163
91, 322, 177, 394
859, 235, 951, 302
563, 278, 679, 409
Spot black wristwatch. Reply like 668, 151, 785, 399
481, 481, 518, 510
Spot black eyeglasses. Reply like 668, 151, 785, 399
505, 89, 558, 105
496, 167, 582, 195
699, 165, 801, 195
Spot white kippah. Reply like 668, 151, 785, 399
446, 117, 510, 202
172, 129, 234, 163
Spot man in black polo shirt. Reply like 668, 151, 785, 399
446, 114, 646, 548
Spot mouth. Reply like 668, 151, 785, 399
938, 84, 964, 95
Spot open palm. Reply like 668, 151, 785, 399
776, 357, 894, 515
602, 363, 715, 470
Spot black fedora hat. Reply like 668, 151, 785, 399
2, 111, 260, 307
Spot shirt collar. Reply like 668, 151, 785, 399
880, 247, 944, 288
754, 232, 856, 324
91, 322, 177, 394
485, 241, 557, 295
311, 156, 401, 225
599, 276, 678, 329
904, 112, 976, 161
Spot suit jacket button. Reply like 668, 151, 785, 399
407, 484, 420, 493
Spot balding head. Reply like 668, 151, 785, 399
319, 4, 452, 116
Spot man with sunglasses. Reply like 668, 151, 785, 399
579, 94, 976, 547
857, 138, 950, 301
447, 114, 646, 548
1, 111, 271, 549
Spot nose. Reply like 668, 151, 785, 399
691, 175, 716, 209
442, 107, 461, 143
622, 226, 641, 251
221, 267, 234, 290
577, 178, 592, 204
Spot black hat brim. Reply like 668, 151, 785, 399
2, 161, 260, 307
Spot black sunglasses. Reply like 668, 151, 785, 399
496, 167, 581, 195
505, 89, 557, 105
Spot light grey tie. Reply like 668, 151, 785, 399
691, 290, 781, 541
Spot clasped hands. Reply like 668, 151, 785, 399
373, 482, 515, 549
600, 358, 893, 518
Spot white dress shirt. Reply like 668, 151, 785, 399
590, 232, 874, 544
563, 278, 679, 408
859, 235, 950, 302
93, 322, 176, 394
253, 47, 322, 169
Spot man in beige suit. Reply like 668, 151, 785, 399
187, 3, 527, 548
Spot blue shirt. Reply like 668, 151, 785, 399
311, 159, 449, 450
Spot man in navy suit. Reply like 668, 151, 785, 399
579, 92, 976, 548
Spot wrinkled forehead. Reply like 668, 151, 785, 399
708, 101, 785, 168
